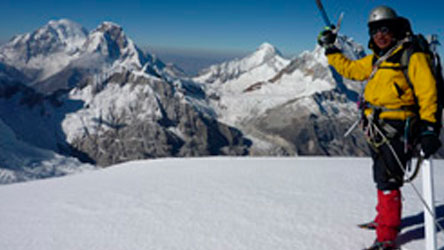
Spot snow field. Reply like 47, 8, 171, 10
0, 157, 443, 250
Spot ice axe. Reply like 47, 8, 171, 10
315, 0, 343, 34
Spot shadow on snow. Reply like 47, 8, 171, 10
398, 204, 444, 249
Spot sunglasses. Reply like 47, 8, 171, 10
370, 26, 391, 36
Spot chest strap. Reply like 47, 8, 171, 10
364, 102, 418, 115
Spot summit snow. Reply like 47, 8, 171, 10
81, 21, 150, 71
0, 19, 168, 93
0, 19, 88, 82
1, 157, 443, 250
194, 42, 290, 90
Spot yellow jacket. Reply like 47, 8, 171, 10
327, 45, 438, 123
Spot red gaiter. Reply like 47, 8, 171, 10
375, 189, 402, 242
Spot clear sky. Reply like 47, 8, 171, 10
1, 0, 444, 56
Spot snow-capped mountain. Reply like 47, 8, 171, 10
193, 36, 371, 155
0, 19, 169, 94
61, 67, 250, 166
194, 43, 290, 93
80, 21, 153, 71
32, 21, 168, 94
0, 19, 251, 172
238, 37, 369, 156
193, 42, 336, 126
0, 19, 88, 82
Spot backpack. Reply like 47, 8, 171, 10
400, 34, 444, 126
397, 35, 443, 182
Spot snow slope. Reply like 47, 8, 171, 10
0, 117, 93, 184
1, 157, 443, 250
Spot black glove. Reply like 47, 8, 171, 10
420, 121, 442, 158
317, 25, 337, 49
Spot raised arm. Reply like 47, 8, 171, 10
326, 51, 374, 81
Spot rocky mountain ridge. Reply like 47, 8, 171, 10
0, 19, 251, 180
193, 37, 369, 156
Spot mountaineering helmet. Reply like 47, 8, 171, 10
367, 6, 412, 41
368, 6, 398, 25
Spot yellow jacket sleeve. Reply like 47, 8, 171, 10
408, 52, 438, 123
327, 53, 374, 81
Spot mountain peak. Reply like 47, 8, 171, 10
248, 42, 283, 63
194, 42, 289, 86
83, 21, 129, 59
47, 19, 83, 29
256, 42, 282, 56
95, 21, 123, 33
44, 19, 89, 49
81, 21, 157, 72
4, 18, 88, 50
0, 18, 88, 74
258, 42, 275, 51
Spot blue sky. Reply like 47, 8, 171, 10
1, 0, 444, 56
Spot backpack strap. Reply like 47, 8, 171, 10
369, 38, 410, 80
400, 46, 420, 112
431, 53, 444, 125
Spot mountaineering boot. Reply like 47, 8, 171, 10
363, 240, 399, 250
358, 221, 378, 230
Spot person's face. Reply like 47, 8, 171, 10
371, 26, 395, 50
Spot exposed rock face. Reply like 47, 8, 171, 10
243, 89, 369, 156
72, 112, 249, 166
67, 70, 251, 166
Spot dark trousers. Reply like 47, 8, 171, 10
368, 119, 412, 243
369, 120, 411, 191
